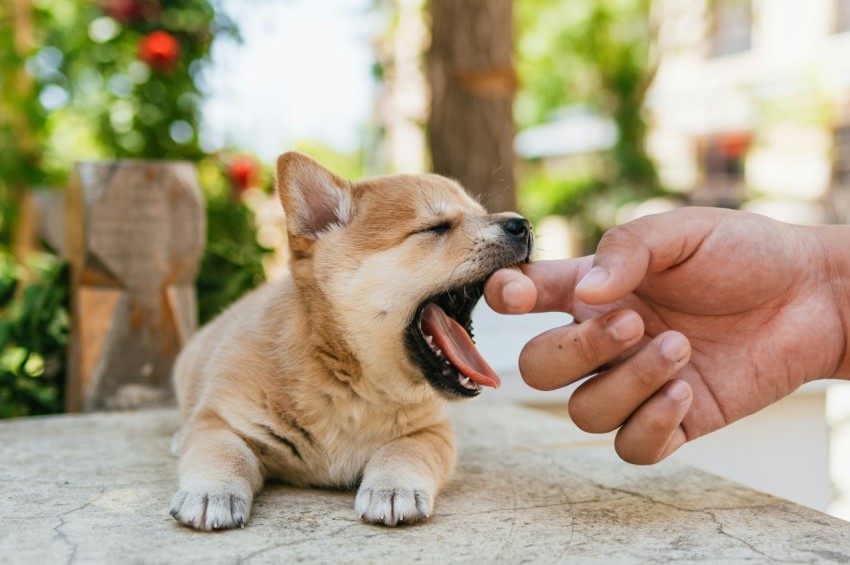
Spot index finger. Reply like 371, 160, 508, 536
484, 257, 594, 315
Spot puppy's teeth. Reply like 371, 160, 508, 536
461, 377, 478, 390
425, 335, 433, 345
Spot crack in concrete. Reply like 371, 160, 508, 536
59, 499, 98, 517
46, 490, 108, 565
603, 488, 817, 562
52, 515, 78, 565
9, 406, 850, 563
491, 464, 519, 562
554, 479, 576, 563
236, 520, 362, 564
437, 500, 576, 519
704, 509, 808, 564
538, 461, 807, 561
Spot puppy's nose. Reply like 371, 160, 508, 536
502, 217, 532, 245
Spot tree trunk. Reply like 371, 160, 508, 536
3, 0, 40, 262
427, 0, 517, 213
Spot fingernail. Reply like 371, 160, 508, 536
607, 311, 642, 342
576, 266, 609, 292
667, 380, 691, 402
502, 281, 525, 311
660, 334, 689, 363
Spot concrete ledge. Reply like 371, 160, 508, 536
3, 401, 850, 563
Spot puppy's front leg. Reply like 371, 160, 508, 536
170, 418, 264, 531
355, 420, 456, 526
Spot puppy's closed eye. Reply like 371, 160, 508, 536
426, 221, 452, 236
410, 221, 452, 238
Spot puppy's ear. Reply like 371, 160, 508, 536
276, 152, 353, 239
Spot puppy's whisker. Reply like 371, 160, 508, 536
366, 310, 390, 326
459, 224, 478, 245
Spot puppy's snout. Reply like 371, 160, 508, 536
502, 217, 532, 246
501, 217, 534, 261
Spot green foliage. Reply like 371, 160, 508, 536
1, 0, 238, 244
33, 0, 237, 168
0, 1, 267, 418
516, 0, 599, 128
196, 157, 269, 324
0, 251, 69, 418
520, 166, 602, 220
516, 0, 666, 246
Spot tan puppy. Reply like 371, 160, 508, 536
169, 152, 534, 530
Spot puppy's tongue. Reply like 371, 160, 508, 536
422, 303, 501, 388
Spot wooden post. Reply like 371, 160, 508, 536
65, 161, 206, 412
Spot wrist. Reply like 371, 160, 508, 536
812, 225, 850, 380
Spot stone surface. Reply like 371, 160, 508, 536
2, 401, 850, 564
65, 161, 205, 412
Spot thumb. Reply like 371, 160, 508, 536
576, 207, 718, 304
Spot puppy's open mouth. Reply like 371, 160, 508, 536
406, 280, 499, 398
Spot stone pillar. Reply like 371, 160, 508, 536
65, 161, 205, 412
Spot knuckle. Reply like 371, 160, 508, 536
596, 224, 651, 276
598, 224, 640, 254
644, 409, 673, 435
629, 341, 680, 392
630, 356, 660, 391
572, 324, 611, 367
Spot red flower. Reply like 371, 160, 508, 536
228, 156, 259, 193
138, 31, 180, 74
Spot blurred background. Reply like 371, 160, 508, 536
2, 0, 850, 518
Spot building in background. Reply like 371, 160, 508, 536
515, 0, 850, 229
648, 0, 850, 224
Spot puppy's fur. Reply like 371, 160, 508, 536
170, 153, 533, 530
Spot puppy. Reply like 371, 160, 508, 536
169, 152, 534, 530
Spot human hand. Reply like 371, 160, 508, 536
485, 207, 850, 464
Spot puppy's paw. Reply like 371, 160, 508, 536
170, 487, 252, 531
354, 478, 434, 526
